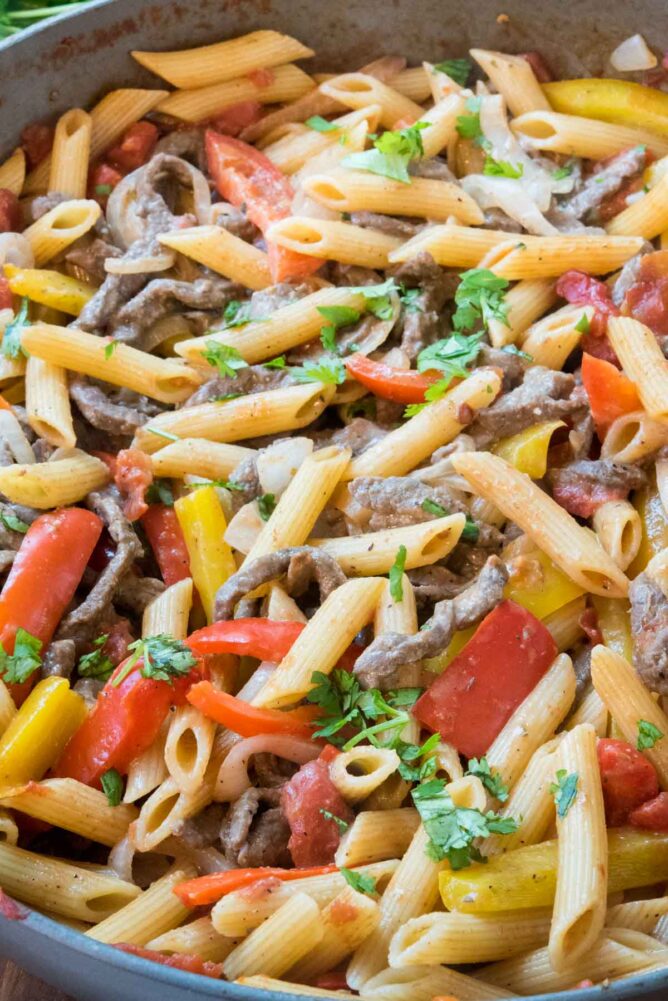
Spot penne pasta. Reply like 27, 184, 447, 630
158, 225, 272, 289
478, 234, 644, 280
0, 147, 25, 196
0, 451, 109, 509
471, 49, 550, 115
288, 886, 380, 981
607, 315, 668, 422
148, 916, 238, 962
86, 868, 195, 944
607, 169, 668, 239
521, 303, 593, 369
142, 577, 193, 639
511, 109, 668, 158
486, 278, 558, 348
25, 356, 76, 449
49, 108, 92, 199
223, 893, 324, 980
23, 199, 101, 266
319, 73, 423, 128
150, 439, 254, 481
267, 216, 402, 268
335, 809, 420, 868
156, 65, 316, 122
593, 499, 642, 571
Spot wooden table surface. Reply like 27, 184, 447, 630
0, 960, 74, 1001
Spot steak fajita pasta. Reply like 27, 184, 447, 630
1, 26, 668, 996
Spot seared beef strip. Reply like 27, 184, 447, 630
560, 146, 646, 222
389, 252, 454, 359
629, 573, 668, 694
221, 787, 291, 868
70, 376, 162, 436
184, 364, 295, 407
549, 460, 646, 518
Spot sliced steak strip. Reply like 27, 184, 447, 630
70, 376, 162, 436
221, 787, 290, 868
629, 572, 668, 694
389, 252, 454, 359
549, 460, 646, 518
469, 368, 585, 447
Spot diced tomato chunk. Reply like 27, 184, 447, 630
106, 121, 159, 173
88, 162, 124, 206
20, 122, 54, 170
208, 101, 263, 136
629, 791, 668, 831
556, 269, 620, 364
552, 480, 629, 519
622, 250, 668, 337
281, 759, 354, 866
0, 277, 13, 311
0, 190, 20, 234
597, 738, 660, 826
114, 448, 154, 522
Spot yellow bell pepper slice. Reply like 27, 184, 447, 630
0, 677, 86, 788
424, 625, 475, 675
492, 421, 565, 479
543, 79, 668, 137
505, 548, 584, 620
628, 474, 668, 577
174, 486, 237, 623
591, 596, 633, 663
4, 264, 96, 316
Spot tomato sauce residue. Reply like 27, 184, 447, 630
114, 943, 223, 979
328, 897, 359, 925
238, 876, 283, 901
622, 250, 668, 336
0, 889, 26, 921
247, 67, 275, 88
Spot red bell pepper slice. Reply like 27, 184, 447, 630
141, 505, 191, 587
581, 352, 641, 438
413, 600, 558, 759
205, 130, 322, 282
621, 249, 668, 336
597, 737, 660, 826
54, 657, 201, 787
187, 682, 319, 739
113, 944, 223, 980
344, 353, 442, 404
187, 617, 361, 671
174, 863, 339, 907
106, 121, 159, 173
0, 509, 103, 704
629, 791, 668, 831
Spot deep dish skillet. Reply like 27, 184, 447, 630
1, 1, 668, 1000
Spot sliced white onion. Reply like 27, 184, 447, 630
257, 436, 313, 496
0, 411, 35, 464
224, 500, 265, 554
611, 34, 657, 72
215, 734, 319, 802
235, 661, 276, 702
0, 233, 34, 268
461, 174, 558, 236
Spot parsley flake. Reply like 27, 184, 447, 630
219, 300, 264, 329
389, 544, 407, 602
264, 355, 287, 369
257, 493, 276, 521
342, 122, 428, 184
417, 330, 484, 382
466, 757, 509, 802
0, 628, 42, 685
101, 768, 124, 807
306, 670, 421, 749
550, 770, 579, 819
145, 479, 174, 506
77, 634, 114, 682
421, 498, 449, 518
145, 427, 180, 443
340, 868, 377, 895
95, 183, 113, 196
502, 344, 533, 361
188, 477, 244, 492
452, 268, 509, 332
349, 278, 398, 320
112, 635, 196, 688
317, 305, 361, 354
320, 809, 349, 832
396, 732, 440, 781
398, 285, 423, 313
433, 58, 472, 85
104, 340, 119, 360
637, 720, 664, 751
552, 165, 572, 181
202, 340, 249, 379
306, 115, 339, 132
575, 313, 590, 334
483, 156, 524, 179
2, 297, 29, 359
0, 512, 29, 534
292, 357, 346, 385
455, 97, 483, 142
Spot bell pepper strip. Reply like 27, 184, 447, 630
54, 657, 201, 787
621, 249, 668, 336
205, 130, 322, 282
186, 618, 362, 671
0, 677, 86, 787
186, 683, 319, 739
492, 421, 565, 479
413, 600, 558, 758
581, 352, 641, 439
106, 121, 159, 173
114, 447, 154, 522
628, 474, 668, 577
3, 264, 95, 316
141, 504, 191, 587
173, 863, 339, 907
174, 486, 237, 623
504, 549, 585, 621
543, 79, 668, 136
113, 944, 223, 979
0, 190, 21, 234
629, 792, 668, 831
344, 353, 442, 404
597, 737, 660, 826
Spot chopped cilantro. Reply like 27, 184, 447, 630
421, 498, 449, 518
145, 427, 180, 443
398, 285, 423, 312
389, 544, 407, 602
77, 634, 114, 682
575, 313, 590, 334
317, 305, 361, 354
0, 512, 29, 534
349, 278, 398, 320
2, 297, 29, 359
219, 300, 261, 329
104, 340, 119, 360
101, 768, 124, 807
502, 344, 533, 361
145, 479, 174, 506
292, 357, 346, 385
188, 477, 244, 492
320, 809, 349, 832
396, 732, 440, 781
342, 121, 428, 184
433, 58, 472, 86
637, 720, 664, 751
306, 115, 339, 132
451, 268, 509, 332
340, 397, 377, 421
483, 156, 524, 179
455, 97, 483, 142
212, 392, 243, 402
95, 183, 113, 196
550, 769, 579, 819
0, 628, 42, 685
552, 165, 572, 181
202, 340, 249, 379
466, 756, 509, 802
403, 377, 452, 418
461, 516, 479, 544
264, 355, 287, 369
340, 868, 377, 895
112, 635, 197, 687
257, 493, 276, 521
417, 330, 484, 384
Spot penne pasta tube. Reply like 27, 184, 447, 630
345, 369, 502, 479
451, 451, 630, 597
471, 48, 550, 116
439, 829, 668, 913
23, 199, 101, 266
0, 147, 25, 196
142, 578, 193, 639
591, 644, 668, 787
389, 908, 552, 967
303, 169, 484, 223
133, 382, 335, 455
0, 808, 18, 846
264, 106, 381, 174
606, 897, 668, 934
25, 356, 76, 449
150, 439, 254, 481
86, 867, 195, 944
289, 886, 380, 981
485, 654, 576, 791
602, 409, 668, 464
0, 841, 140, 922
211, 860, 399, 938
244, 445, 350, 563
418, 92, 466, 158
511, 109, 668, 159
156, 64, 315, 122
607, 169, 668, 239
311, 514, 465, 575
123, 723, 169, 805
0, 779, 137, 847
319, 73, 423, 128
49, 108, 92, 199
361, 962, 514, 1001
164, 703, 215, 795
607, 315, 668, 422
593, 499, 642, 571
549, 724, 607, 971
335, 809, 420, 868
252, 576, 385, 708
544, 595, 587, 652
24, 89, 168, 194
0, 451, 109, 509
148, 916, 238, 962
132, 30, 314, 88
223, 893, 324, 980
521, 303, 593, 369
566, 685, 609, 737
479, 234, 644, 280
487, 278, 558, 348
330, 746, 400, 803
175, 286, 367, 366
5, 265, 95, 317
159, 225, 271, 290
267, 216, 402, 268
391, 66, 432, 102
387, 223, 510, 267
237, 977, 358, 1000
132, 769, 216, 852
22, 323, 201, 404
